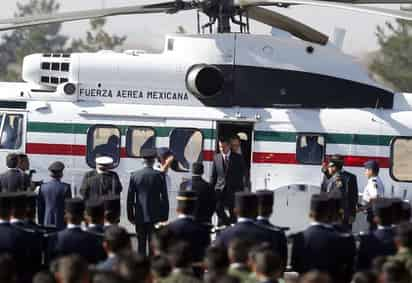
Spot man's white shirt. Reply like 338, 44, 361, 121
362, 176, 385, 203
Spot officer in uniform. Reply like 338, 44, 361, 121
85, 199, 105, 234
322, 157, 357, 232
127, 148, 169, 256
215, 192, 279, 254
38, 161, 71, 230
357, 198, 397, 271
0, 153, 26, 192
290, 194, 348, 282
49, 198, 106, 264
103, 196, 121, 229
255, 190, 288, 271
80, 156, 123, 201
190, 162, 216, 224
361, 160, 385, 231
167, 191, 211, 263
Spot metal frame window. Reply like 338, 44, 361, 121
390, 137, 412, 182
169, 127, 204, 172
0, 113, 24, 150
296, 133, 325, 165
126, 126, 156, 158
86, 124, 121, 168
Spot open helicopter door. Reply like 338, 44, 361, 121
215, 121, 254, 190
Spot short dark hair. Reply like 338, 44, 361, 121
255, 250, 282, 278
299, 271, 331, 283
0, 254, 16, 283
6, 153, 18, 169
396, 223, 412, 249
92, 271, 124, 283
117, 253, 151, 283
168, 241, 193, 268
56, 255, 89, 283
104, 226, 131, 254
205, 246, 229, 274
152, 254, 172, 278
33, 271, 56, 283
230, 135, 241, 142
248, 243, 272, 265
228, 238, 252, 264
382, 260, 410, 283
218, 137, 229, 144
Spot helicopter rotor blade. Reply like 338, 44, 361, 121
246, 6, 329, 45
0, 1, 195, 32
238, 0, 412, 21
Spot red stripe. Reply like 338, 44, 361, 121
26, 143, 390, 168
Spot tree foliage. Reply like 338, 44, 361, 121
370, 7, 412, 92
0, 0, 126, 81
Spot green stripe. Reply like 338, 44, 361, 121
28, 122, 393, 146
28, 122, 214, 139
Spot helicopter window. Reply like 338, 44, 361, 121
51, 63, 60, 71
126, 127, 156, 158
390, 137, 412, 182
61, 63, 70, 72
169, 128, 203, 172
296, 134, 325, 165
0, 114, 23, 150
86, 125, 121, 168
41, 62, 50, 70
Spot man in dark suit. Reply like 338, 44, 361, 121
0, 153, 26, 192
255, 190, 288, 271
190, 162, 216, 224
167, 191, 211, 263
321, 156, 358, 232
357, 199, 397, 271
17, 153, 32, 191
127, 148, 169, 256
80, 156, 123, 201
215, 193, 278, 252
85, 199, 105, 234
211, 137, 247, 225
49, 198, 106, 264
38, 161, 71, 230
290, 194, 350, 282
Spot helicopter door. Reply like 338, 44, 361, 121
0, 111, 26, 169
215, 122, 253, 189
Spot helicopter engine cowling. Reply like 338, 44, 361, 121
185, 64, 224, 98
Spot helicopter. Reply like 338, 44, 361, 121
0, 0, 411, 232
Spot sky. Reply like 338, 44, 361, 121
0, 0, 406, 56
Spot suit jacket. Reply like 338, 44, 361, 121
291, 224, 350, 282
127, 167, 169, 225
38, 179, 72, 230
210, 152, 246, 207
80, 170, 122, 201
357, 227, 397, 271
167, 217, 211, 262
49, 227, 106, 264
87, 224, 105, 235
191, 176, 216, 223
0, 168, 25, 192
256, 218, 288, 270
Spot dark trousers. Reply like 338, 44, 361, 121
136, 223, 155, 256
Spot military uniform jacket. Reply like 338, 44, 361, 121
127, 167, 169, 225
357, 226, 396, 270
80, 170, 123, 201
191, 176, 216, 223
167, 216, 211, 262
49, 227, 106, 264
256, 218, 288, 269
38, 178, 72, 230
0, 168, 26, 192
388, 248, 412, 275
210, 152, 246, 207
291, 224, 349, 281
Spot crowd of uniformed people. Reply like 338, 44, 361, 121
0, 136, 410, 283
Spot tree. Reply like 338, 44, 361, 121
0, 0, 67, 81
370, 7, 412, 92
68, 18, 126, 52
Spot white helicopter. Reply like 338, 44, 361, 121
0, 0, 411, 232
